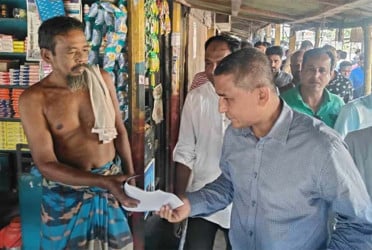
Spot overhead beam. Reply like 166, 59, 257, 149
239, 5, 296, 22
289, 0, 371, 25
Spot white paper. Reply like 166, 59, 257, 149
122, 182, 184, 212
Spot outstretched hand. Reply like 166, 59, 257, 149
156, 196, 191, 223
104, 174, 139, 208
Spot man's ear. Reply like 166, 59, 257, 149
40, 48, 52, 63
257, 86, 270, 106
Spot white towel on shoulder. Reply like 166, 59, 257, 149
85, 65, 118, 143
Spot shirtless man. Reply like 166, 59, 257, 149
19, 16, 138, 249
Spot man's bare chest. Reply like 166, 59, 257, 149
43, 90, 95, 134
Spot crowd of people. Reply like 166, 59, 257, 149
164, 36, 372, 249
18, 14, 372, 249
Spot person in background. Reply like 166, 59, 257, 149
240, 40, 253, 49
281, 48, 344, 127
350, 54, 365, 99
345, 126, 372, 197
339, 60, 353, 79
265, 46, 293, 92
173, 35, 235, 250
158, 48, 372, 250
299, 39, 313, 51
254, 41, 268, 53
333, 93, 372, 138
189, 35, 240, 91
335, 49, 347, 71
19, 16, 138, 249
323, 45, 353, 103
290, 50, 305, 86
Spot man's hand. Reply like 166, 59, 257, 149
157, 197, 191, 223
103, 174, 139, 208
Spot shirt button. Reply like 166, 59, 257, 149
252, 200, 256, 207
249, 231, 253, 236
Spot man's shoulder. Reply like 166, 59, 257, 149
327, 90, 345, 105
292, 111, 342, 145
19, 80, 46, 102
346, 126, 372, 140
280, 87, 299, 102
342, 94, 372, 111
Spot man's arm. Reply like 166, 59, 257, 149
19, 86, 137, 207
173, 93, 197, 194
320, 139, 372, 248
333, 104, 359, 138
101, 70, 134, 176
175, 163, 191, 195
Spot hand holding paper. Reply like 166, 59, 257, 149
122, 179, 184, 212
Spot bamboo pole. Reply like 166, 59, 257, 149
127, 0, 145, 249
275, 24, 281, 46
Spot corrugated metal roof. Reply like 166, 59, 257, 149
178, 0, 372, 34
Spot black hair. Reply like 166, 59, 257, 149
204, 35, 241, 53
265, 46, 283, 57
214, 48, 275, 91
254, 41, 265, 48
303, 48, 335, 71
240, 40, 253, 49
300, 40, 313, 50
339, 61, 352, 68
38, 16, 84, 54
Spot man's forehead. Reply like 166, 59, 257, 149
303, 54, 330, 67
206, 41, 230, 52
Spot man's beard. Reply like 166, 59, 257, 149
67, 64, 89, 91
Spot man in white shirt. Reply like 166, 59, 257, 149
173, 35, 237, 250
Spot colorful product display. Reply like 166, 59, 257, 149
85, 0, 129, 120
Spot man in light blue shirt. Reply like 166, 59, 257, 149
158, 48, 372, 250
333, 93, 372, 138
345, 126, 372, 197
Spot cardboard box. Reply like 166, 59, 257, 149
0, 60, 20, 72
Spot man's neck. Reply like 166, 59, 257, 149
300, 86, 324, 113
252, 96, 282, 138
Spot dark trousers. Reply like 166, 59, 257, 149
184, 217, 231, 250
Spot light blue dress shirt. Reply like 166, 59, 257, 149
334, 94, 372, 138
345, 126, 372, 198
188, 102, 372, 250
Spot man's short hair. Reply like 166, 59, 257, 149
38, 16, 84, 54
339, 60, 352, 69
214, 48, 275, 91
322, 45, 337, 70
303, 48, 335, 71
265, 46, 284, 57
290, 50, 304, 63
300, 40, 313, 50
204, 35, 241, 53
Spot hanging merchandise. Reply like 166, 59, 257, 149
159, 0, 171, 35
152, 84, 163, 124
145, 0, 160, 88
34, 0, 65, 21
85, 0, 129, 120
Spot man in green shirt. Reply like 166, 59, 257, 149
281, 48, 344, 127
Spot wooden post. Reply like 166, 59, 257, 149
265, 24, 272, 43
127, 0, 145, 249
168, 2, 183, 193
274, 24, 281, 46
315, 27, 321, 48
363, 25, 372, 95
288, 27, 296, 52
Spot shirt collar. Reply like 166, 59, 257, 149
296, 85, 332, 104
233, 100, 292, 144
